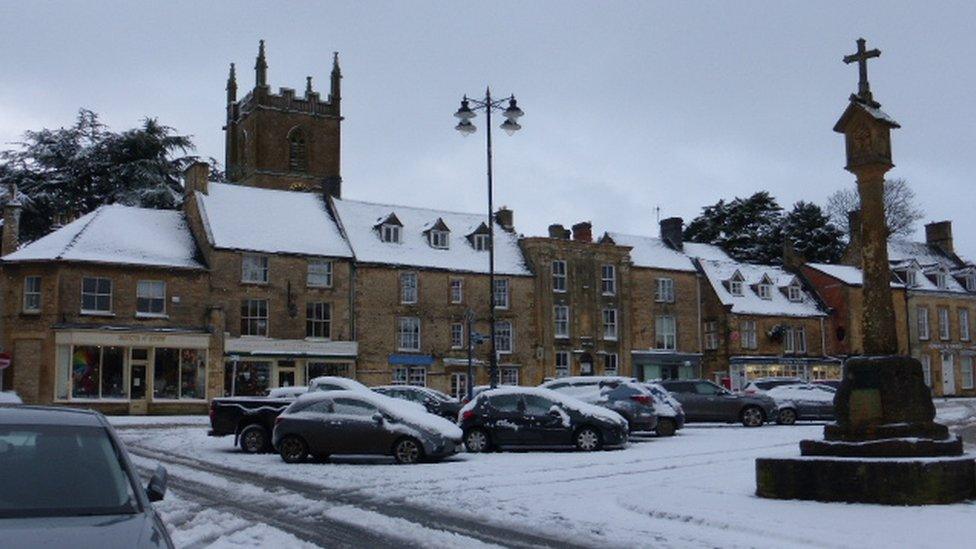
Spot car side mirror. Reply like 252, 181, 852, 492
146, 464, 167, 502
372, 412, 384, 424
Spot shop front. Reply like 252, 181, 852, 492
223, 338, 358, 396
53, 326, 213, 414
726, 356, 843, 391
632, 350, 702, 381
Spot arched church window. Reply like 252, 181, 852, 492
289, 129, 307, 172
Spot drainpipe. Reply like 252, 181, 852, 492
696, 273, 703, 377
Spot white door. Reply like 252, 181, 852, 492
941, 352, 956, 396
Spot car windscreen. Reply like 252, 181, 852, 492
0, 423, 140, 519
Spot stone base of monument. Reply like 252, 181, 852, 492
756, 356, 976, 505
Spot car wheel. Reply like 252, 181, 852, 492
740, 406, 764, 427
239, 425, 269, 453
393, 438, 424, 464
575, 426, 602, 451
278, 435, 308, 463
464, 428, 492, 453
655, 418, 677, 437
777, 408, 797, 426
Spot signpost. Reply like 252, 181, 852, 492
0, 352, 11, 392
229, 354, 240, 396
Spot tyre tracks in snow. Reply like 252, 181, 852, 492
124, 441, 581, 549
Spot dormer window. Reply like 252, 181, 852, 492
905, 269, 918, 288
757, 284, 771, 300
936, 271, 948, 290
430, 231, 449, 248
788, 284, 802, 302
967, 274, 976, 292
728, 271, 745, 297
381, 224, 401, 243
473, 234, 490, 251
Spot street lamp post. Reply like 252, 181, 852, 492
454, 88, 523, 389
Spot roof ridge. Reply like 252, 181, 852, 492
57, 206, 105, 259
336, 196, 485, 218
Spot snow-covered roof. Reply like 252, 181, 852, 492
331, 198, 530, 276
196, 183, 352, 258
698, 259, 826, 317
605, 232, 729, 271
805, 263, 904, 289
3, 204, 204, 269
887, 239, 973, 294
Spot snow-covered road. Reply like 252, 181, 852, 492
112, 402, 976, 548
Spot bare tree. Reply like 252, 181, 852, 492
825, 178, 924, 239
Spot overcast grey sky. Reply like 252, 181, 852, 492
2, 1, 974, 260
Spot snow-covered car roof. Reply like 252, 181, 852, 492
196, 182, 352, 258
463, 386, 627, 427
540, 376, 637, 387
266, 386, 308, 398
373, 385, 456, 402
308, 376, 371, 392
765, 383, 835, 403
3, 204, 205, 269
288, 389, 462, 439
331, 197, 531, 275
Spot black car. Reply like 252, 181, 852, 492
0, 406, 173, 548
657, 379, 779, 427
272, 390, 463, 464
372, 385, 461, 420
209, 394, 297, 453
764, 383, 836, 424
458, 387, 629, 452
540, 376, 658, 433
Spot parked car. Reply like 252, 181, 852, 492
741, 377, 805, 395
209, 392, 298, 453
460, 385, 491, 405
265, 386, 308, 398
458, 386, 629, 452
657, 379, 779, 427
308, 376, 372, 392
372, 385, 461, 420
812, 379, 842, 390
0, 406, 173, 548
273, 390, 463, 464
540, 376, 658, 433
0, 391, 22, 405
765, 383, 836, 425
643, 382, 686, 436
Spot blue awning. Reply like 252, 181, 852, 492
388, 354, 434, 366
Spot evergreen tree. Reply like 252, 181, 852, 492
782, 201, 845, 263
684, 192, 784, 264
0, 109, 221, 242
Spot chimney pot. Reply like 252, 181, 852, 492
548, 224, 568, 239
495, 207, 514, 232
184, 162, 210, 196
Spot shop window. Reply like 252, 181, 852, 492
180, 349, 207, 399
70, 346, 124, 399
153, 348, 180, 399
225, 361, 271, 396
450, 373, 468, 399
392, 366, 426, 387
307, 362, 350, 380
136, 280, 166, 316
23, 276, 41, 312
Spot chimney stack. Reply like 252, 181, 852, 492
183, 162, 210, 197
548, 224, 570, 239
660, 217, 684, 251
925, 221, 954, 256
571, 221, 592, 243
495, 207, 514, 232
2, 183, 23, 256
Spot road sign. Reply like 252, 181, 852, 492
0, 352, 11, 370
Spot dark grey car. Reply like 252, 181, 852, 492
272, 390, 463, 464
657, 379, 779, 427
540, 376, 658, 433
0, 406, 173, 548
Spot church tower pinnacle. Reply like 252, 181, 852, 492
255, 39, 268, 88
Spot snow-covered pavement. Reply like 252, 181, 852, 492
113, 403, 976, 548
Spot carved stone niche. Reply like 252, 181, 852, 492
833, 100, 900, 172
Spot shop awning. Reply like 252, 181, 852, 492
225, 338, 358, 359
388, 354, 435, 366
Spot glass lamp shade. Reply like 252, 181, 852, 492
503, 98, 523, 120
455, 119, 477, 135
454, 99, 477, 120
500, 118, 521, 136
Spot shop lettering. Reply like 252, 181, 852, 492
118, 334, 169, 343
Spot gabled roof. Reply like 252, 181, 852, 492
331, 198, 530, 276
887, 239, 972, 294
422, 217, 450, 234
604, 232, 729, 271
3, 204, 204, 269
375, 212, 403, 228
833, 98, 901, 132
699, 259, 826, 318
805, 262, 905, 289
196, 183, 351, 258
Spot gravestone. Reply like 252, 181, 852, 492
755, 38, 974, 505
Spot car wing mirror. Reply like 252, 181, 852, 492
146, 464, 167, 502
372, 412, 385, 424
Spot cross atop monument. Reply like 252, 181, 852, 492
843, 37, 881, 106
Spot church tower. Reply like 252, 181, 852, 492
224, 40, 343, 196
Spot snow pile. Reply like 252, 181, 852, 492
4, 205, 204, 269
331, 198, 530, 275
0, 391, 22, 404
197, 183, 352, 258
698, 259, 827, 317
463, 386, 628, 428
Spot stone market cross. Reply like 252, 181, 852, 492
843, 37, 881, 106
